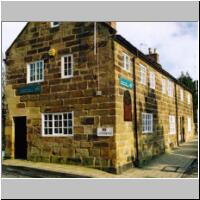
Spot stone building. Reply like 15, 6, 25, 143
4, 22, 195, 174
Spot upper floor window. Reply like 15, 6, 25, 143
180, 89, 184, 102
169, 115, 176, 135
149, 71, 155, 89
42, 112, 73, 136
168, 80, 173, 97
140, 64, 146, 85
188, 94, 191, 105
51, 22, 60, 28
61, 54, 73, 78
162, 78, 166, 94
27, 60, 44, 83
142, 112, 153, 133
123, 53, 130, 71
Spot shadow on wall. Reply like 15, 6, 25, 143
138, 84, 165, 166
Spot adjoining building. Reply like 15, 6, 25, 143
4, 22, 195, 174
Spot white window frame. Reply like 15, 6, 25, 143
168, 80, 173, 97
149, 71, 155, 89
169, 115, 176, 135
27, 60, 44, 84
42, 112, 74, 137
142, 113, 153, 133
180, 89, 184, 102
188, 94, 191, 105
162, 78, 166, 94
123, 53, 130, 72
188, 117, 192, 133
61, 54, 74, 78
140, 64, 146, 85
50, 22, 60, 28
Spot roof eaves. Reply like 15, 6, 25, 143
5, 22, 29, 56
113, 34, 192, 93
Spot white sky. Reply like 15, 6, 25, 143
2, 22, 198, 80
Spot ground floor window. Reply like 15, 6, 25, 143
169, 115, 176, 135
42, 112, 73, 136
188, 117, 192, 133
142, 112, 153, 133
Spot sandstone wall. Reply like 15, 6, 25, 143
5, 22, 117, 172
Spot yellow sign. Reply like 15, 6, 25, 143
48, 48, 56, 56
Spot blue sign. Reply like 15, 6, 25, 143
119, 76, 133, 89
16, 84, 41, 95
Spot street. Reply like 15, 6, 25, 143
2, 137, 198, 178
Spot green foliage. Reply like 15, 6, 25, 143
178, 72, 198, 123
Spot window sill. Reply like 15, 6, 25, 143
27, 80, 44, 84
61, 75, 73, 79
42, 134, 74, 137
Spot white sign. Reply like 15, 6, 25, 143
97, 127, 113, 137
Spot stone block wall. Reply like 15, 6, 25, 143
5, 22, 117, 172
5, 21, 195, 174
113, 40, 195, 167
113, 42, 135, 172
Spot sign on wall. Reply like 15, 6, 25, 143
16, 84, 41, 95
119, 76, 133, 89
97, 127, 113, 137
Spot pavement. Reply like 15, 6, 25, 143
2, 137, 198, 178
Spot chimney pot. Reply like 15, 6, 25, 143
148, 48, 152, 54
147, 48, 159, 63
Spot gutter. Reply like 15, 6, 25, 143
175, 83, 179, 146
113, 34, 193, 94
132, 57, 139, 166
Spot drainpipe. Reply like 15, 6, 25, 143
132, 57, 139, 166
175, 83, 179, 146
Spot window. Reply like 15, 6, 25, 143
123, 91, 132, 121
123, 53, 130, 71
168, 80, 173, 97
42, 112, 73, 136
188, 94, 191, 105
51, 22, 60, 28
142, 113, 153, 133
188, 117, 191, 132
169, 115, 176, 135
140, 64, 146, 85
149, 71, 155, 89
61, 54, 73, 78
180, 89, 184, 102
27, 60, 44, 83
162, 78, 166, 94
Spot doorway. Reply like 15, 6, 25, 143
180, 116, 185, 143
14, 117, 27, 159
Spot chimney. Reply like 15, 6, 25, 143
147, 48, 159, 63
106, 22, 117, 31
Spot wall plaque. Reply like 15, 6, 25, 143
119, 76, 133, 89
16, 84, 41, 95
97, 127, 113, 137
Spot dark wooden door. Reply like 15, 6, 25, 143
14, 117, 27, 159
180, 116, 185, 143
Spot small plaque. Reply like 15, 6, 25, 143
97, 127, 113, 137
16, 84, 41, 95
119, 76, 133, 89
81, 117, 94, 125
